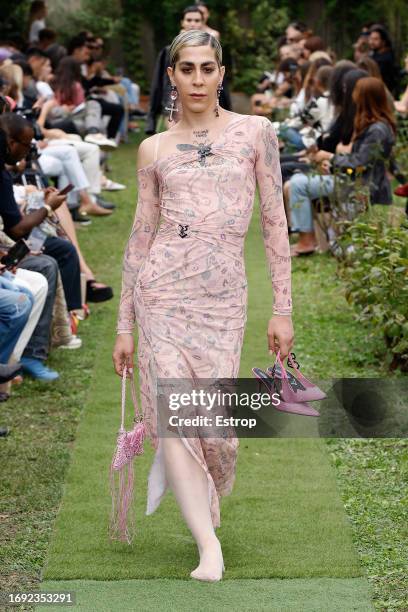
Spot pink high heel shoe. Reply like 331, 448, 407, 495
252, 362, 320, 417
267, 351, 326, 403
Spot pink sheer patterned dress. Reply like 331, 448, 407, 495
116, 113, 292, 528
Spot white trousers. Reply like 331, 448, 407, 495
46, 139, 102, 194
10, 268, 48, 361
38, 144, 90, 206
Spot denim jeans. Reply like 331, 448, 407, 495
279, 125, 305, 151
120, 77, 140, 106
290, 172, 334, 232
0, 275, 33, 363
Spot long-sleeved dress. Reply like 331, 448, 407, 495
116, 113, 292, 528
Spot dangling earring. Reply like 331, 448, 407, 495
215, 82, 223, 117
165, 84, 179, 122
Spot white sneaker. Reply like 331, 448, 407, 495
58, 335, 82, 350
102, 179, 127, 191
84, 133, 118, 149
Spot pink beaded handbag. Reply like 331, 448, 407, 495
109, 364, 145, 544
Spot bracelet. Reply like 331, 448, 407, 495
43, 203, 53, 217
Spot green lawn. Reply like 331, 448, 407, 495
0, 133, 406, 611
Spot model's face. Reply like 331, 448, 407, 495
167, 45, 224, 114
181, 11, 203, 31
369, 31, 382, 50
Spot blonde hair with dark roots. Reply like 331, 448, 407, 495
169, 30, 222, 69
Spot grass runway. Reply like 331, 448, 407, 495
34, 135, 378, 610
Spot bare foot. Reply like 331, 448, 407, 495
190, 537, 225, 582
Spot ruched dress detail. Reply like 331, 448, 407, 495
116, 114, 292, 527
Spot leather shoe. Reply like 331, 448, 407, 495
95, 196, 116, 210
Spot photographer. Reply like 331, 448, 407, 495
0, 112, 81, 380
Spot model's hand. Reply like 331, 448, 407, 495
267, 315, 294, 360
112, 333, 135, 377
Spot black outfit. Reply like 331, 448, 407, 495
44, 117, 80, 135
145, 45, 171, 134
370, 49, 396, 93
317, 114, 350, 153
0, 170, 24, 232
42, 236, 81, 310
82, 75, 125, 139
90, 97, 124, 139
18, 254, 58, 360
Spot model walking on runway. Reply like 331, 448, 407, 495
113, 30, 294, 582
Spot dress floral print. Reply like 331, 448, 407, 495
116, 114, 292, 528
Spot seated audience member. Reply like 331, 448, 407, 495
0, 119, 62, 380
0, 62, 24, 107
282, 67, 368, 181
67, 34, 126, 138
51, 57, 117, 148
80, 58, 125, 145
287, 77, 396, 255
67, 35, 90, 65
254, 58, 299, 115
26, 48, 50, 81
279, 63, 333, 151
86, 40, 145, 118
37, 28, 67, 71
251, 42, 304, 115
0, 238, 49, 369
0, 266, 33, 366
315, 61, 359, 153
37, 141, 113, 217
300, 36, 326, 61
0, 113, 83, 335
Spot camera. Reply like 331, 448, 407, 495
14, 107, 43, 141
